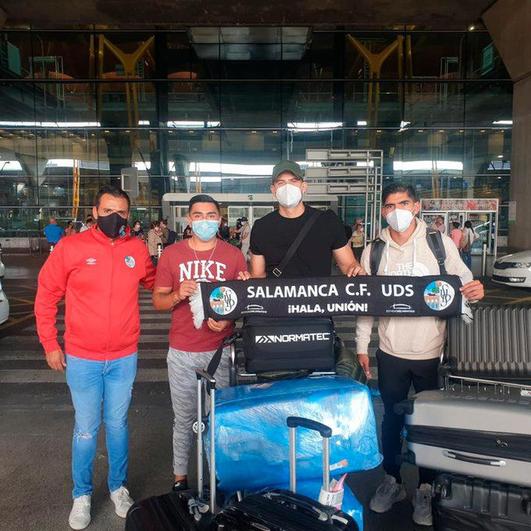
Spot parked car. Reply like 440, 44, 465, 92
492, 250, 531, 288
0, 279, 9, 324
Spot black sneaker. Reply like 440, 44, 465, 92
172, 479, 189, 492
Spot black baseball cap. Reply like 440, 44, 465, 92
271, 160, 303, 183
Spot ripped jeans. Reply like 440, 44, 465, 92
66, 353, 137, 499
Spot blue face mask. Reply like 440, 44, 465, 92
192, 220, 220, 241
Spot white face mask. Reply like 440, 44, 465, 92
386, 208, 415, 233
275, 183, 303, 208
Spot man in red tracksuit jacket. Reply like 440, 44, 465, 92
35, 186, 156, 531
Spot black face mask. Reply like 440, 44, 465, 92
97, 212, 127, 239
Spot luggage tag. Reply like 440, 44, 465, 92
318, 474, 347, 510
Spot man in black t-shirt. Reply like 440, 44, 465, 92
249, 160, 364, 278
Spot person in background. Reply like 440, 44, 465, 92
182, 225, 193, 239
431, 215, 446, 234
238, 217, 251, 259
159, 219, 169, 247
131, 220, 144, 240
43, 217, 64, 249
460, 220, 476, 269
79, 216, 95, 233
219, 217, 230, 241
449, 221, 463, 250
160, 219, 177, 246
64, 221, 75, 237
350, 221, 365, 261
147, 221, 163, 266
35, 186, 156, 530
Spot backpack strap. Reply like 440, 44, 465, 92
426, 228, 447, 275
369, 238, 385, 275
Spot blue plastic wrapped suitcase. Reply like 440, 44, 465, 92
206, 376, 382, 492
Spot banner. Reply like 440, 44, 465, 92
190, 275, 465, 328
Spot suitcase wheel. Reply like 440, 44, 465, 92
433, 477, 451, 499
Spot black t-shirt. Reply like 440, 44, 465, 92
250, 206, 348, 278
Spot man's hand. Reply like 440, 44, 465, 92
460, 279, 484, 302
178, 280, 198, 300
346, 264, 366, 277
357, 353, 372, 379
207, 318, 230, 333
238, 271, 251, 281
46, 349, 66, 372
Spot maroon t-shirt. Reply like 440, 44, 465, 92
155, 239, 247, 352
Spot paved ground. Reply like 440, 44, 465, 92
0, 253, 529, 531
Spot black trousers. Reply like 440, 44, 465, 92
376, 349, 439, 486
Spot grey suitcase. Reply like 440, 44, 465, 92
397, 389, 531, 488
444, 305, 531, 381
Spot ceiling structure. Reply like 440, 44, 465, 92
2, 0, 493, 29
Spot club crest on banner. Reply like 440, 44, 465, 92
124, 256, 136, 268
423, 280, 455, 311
209, 286, 238, 316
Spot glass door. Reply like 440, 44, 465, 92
250, 206, 273, 225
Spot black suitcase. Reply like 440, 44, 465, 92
433, 473, 531, 531
214, 416, 358, 531
241, 316, 336, 373
125, 490, 212, 531
215, 490, 356, 530
444, 305, 531, 382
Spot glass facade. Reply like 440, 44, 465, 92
0, 28, 512, 236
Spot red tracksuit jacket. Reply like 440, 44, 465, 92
35, 226, 156, 360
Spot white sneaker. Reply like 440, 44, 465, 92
68, 495, 91, 530
412, 483, 433, 526
110, 486, 134, 518
369, 474, 407, 513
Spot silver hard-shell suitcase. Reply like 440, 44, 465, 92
397, 386, 531, 488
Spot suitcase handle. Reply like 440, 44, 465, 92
195, 368, 217, 514
444, 450, 507, 467
287, 417, 332, 438
287, 416, 332, 495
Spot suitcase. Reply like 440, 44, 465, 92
214, 416, 360, 530
432, 473, 531, 530
125, 490, 212, 531
397, 388, 531, 488
207, 376, 381, 492
444, 305, 531, 382
126, 371, 364, 530
240, 316, 336, 373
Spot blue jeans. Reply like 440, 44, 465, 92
461, 250, 472, 270
66, 353, 137, 499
